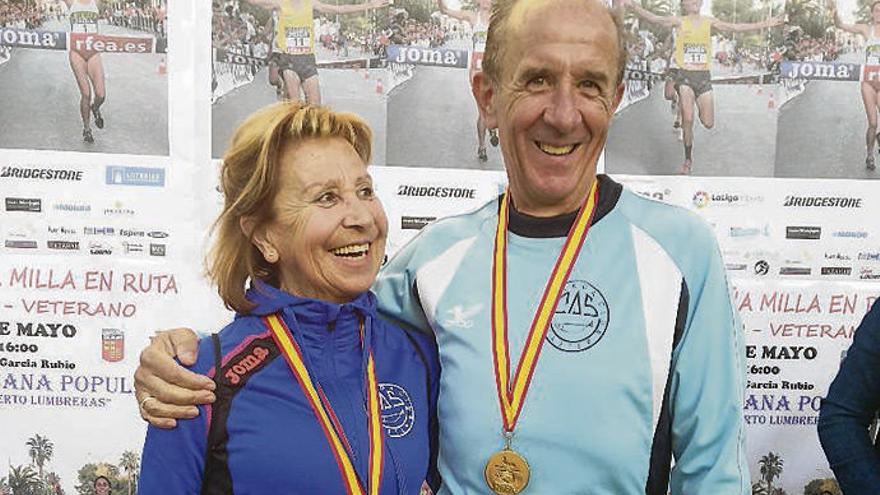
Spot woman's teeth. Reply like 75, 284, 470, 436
331, 243, 370, 258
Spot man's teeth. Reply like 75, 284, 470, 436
331, 243, 370, 257
538, 142, 576, 156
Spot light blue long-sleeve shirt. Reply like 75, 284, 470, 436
373, 175, 749, 494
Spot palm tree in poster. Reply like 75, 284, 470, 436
759, 451, 784, 495
118, 451, 140, 495
6, 464, 41, 495
26, 434, 54, 481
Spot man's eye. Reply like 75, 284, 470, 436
579, 80, 601, 94
580, 80, 599, 90
527, 76, 547, 89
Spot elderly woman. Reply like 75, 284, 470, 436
138, 103, 439, 494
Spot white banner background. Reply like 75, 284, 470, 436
1, 1, 878, 494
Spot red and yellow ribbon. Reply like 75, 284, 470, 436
491, 180, 599, 432
264, 314, 384, 495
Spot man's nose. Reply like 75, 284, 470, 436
543, 85, 580, 134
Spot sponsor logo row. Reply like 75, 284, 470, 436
725, 258, 880, 280
725, 224, 871, 241
691, 191, 864, 209
1, 165, 165, 186
45, 226, 169, 239
4, 239, 167, 256
6, 225, 168, 241
784, 226, 871, 241
7, 198, 152, 217
725, 261, 880, 278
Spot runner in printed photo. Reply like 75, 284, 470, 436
242, 0, 389, 103
827, 0, 880, 170
622, 0, 783, 174
0, 0, 168, 154
63, 0, 104, 144
211, 0, 392, 160
437, 0, 497, 162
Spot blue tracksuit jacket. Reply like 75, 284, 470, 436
139, 284, 439, 494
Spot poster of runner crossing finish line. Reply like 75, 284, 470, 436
606, 0, 785, 177
0, 0, 169, 156
383, 0, 509, 170
210, 0, 391, 162
775, 0, 880, 179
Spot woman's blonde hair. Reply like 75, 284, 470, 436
207, 102, 372, 313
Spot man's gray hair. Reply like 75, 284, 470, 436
481, 0, 628, 87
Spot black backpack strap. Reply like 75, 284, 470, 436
201, 333, 233, 494
212, 333, 222, 375
201, 332, 280, 494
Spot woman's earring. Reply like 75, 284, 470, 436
265, 250, 278, 263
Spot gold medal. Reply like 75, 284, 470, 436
487, 181, 599, 494
484, 448, 530, 495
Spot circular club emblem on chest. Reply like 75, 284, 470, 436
546, 280, 610, 353
378, 383, 415, 438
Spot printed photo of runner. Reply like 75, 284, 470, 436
0, 0, 168, 155
605, 0, 785, 176
211, 0, 392, 162
775, 0, 878, 179
384, 0, 505, 170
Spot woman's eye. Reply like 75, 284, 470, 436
316, 192, 337, 205
358, 186, 375, 199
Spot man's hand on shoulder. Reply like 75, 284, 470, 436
134, 328, 215, 429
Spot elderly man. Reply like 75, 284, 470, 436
135, 0, 748, 493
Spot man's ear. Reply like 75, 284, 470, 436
240, 216, 277, 263
471, 71, 498, 129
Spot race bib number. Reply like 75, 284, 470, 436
867, 45, 880, 66
70, 11, 98, 33
284, 26, 310, 54
684, 43, 707, 65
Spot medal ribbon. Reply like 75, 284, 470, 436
491, 180, 599, 432
264, 314, 384, 495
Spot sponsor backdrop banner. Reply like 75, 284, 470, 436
733, 278, 880, 494
0, 149, 224, 493
1, 2, 879, 495
616, 175, 880, 494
